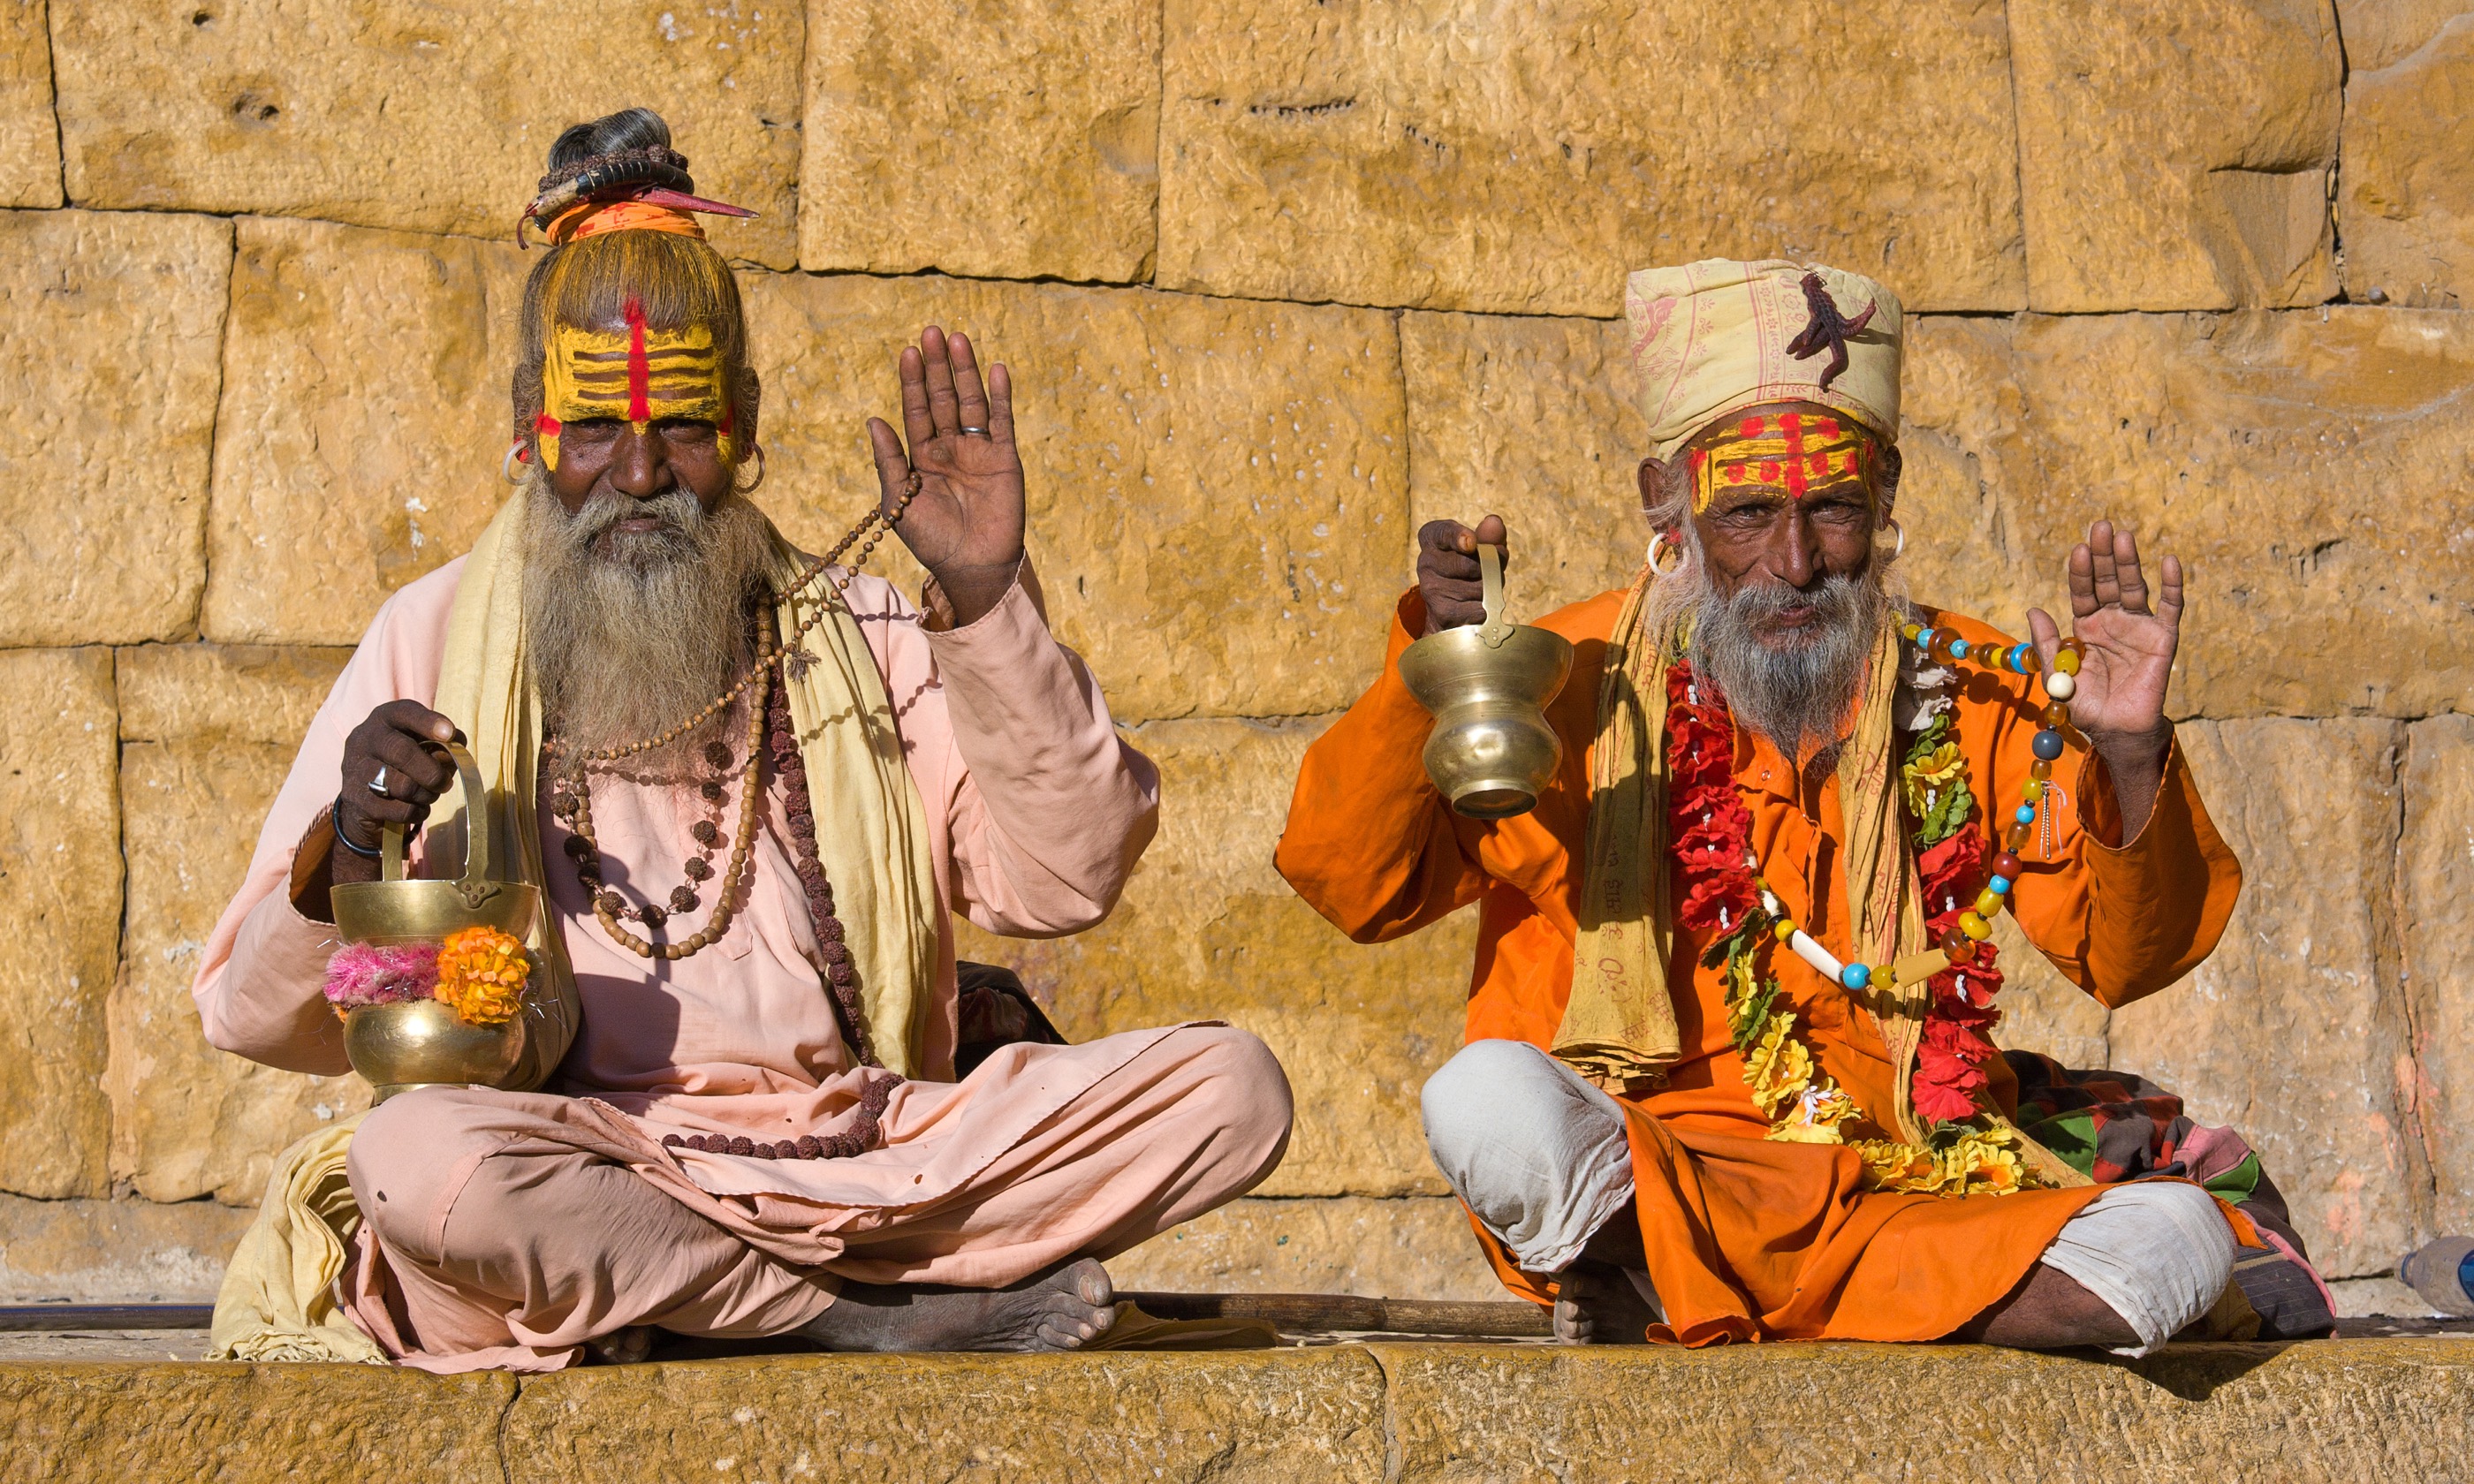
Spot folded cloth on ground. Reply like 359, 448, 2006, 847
209, 1110, 386, 1364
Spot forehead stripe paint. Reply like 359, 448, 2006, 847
624, 297, 653, 428
1690, 413, 1874, 511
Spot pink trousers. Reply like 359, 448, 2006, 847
341, 1025, 1292, 1372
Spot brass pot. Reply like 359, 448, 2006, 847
343, 999, 525, 1100
330, 741, 537, 1102
1397, 542, 1574, 819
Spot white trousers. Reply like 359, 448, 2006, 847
1420, 1040, 2235, 1353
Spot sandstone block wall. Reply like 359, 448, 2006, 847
0, 0, 2465, 1309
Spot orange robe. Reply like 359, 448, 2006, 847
1277, 588, 2244, 1344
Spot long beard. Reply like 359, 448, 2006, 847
1682, 564, 1889, 761
519, 481, 775, 760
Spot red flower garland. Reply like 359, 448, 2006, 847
1911, 811, 2004, 1124
1665, 665, 1757, 935
1664, 661, 2008, 1127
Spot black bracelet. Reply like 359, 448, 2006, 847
331, 797, 388, 860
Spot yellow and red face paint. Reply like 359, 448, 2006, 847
1687, 412, 1876, 513
533, 296, 736, 471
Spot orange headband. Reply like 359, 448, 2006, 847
1687, 412, 1877, 512
543, 198, 708, 246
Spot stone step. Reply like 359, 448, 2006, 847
4, 1338, 2470, 1481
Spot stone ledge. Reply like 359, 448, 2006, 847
2, 1339, 2468, 1481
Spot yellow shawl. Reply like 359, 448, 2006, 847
210, 498, 940, 1360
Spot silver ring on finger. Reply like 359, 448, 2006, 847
368, 765, 391, 799
959, 425, 990, 437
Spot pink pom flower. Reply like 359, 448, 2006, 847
323, 942, 439, 1011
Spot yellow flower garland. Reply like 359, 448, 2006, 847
1740, 1010, 2030, 1194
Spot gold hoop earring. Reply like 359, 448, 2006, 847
502, 442, 528, 486
732, 444, 766, 496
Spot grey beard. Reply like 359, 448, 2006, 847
1687, 570, 1888, 760
519, 482, 775, 760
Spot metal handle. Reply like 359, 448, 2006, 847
1476, 541, 1513, 647
379, 740, 494, 889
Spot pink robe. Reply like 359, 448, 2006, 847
195, 562, 1293, 1371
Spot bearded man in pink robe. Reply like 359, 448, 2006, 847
194, 109, 1292, 1373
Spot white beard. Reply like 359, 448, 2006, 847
518, 480, 774, 761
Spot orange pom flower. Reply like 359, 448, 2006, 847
433, 926, 529, 1026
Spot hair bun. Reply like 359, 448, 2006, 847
523, 108, 698, 237
535, 144, 695, 201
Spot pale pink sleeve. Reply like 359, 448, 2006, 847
854, 570, 1159, 937
191, 561, 463, 1074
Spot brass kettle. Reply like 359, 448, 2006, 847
330, 741, 538, 1102
1397, 541, 1574, 819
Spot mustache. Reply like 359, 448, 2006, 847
550, 488, 708, 556
1712, 572, 1867, 627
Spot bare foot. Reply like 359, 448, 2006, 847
1552, 1260, 1657, 1344
801, 1256, 1118, 1353
586, 1325, 654, 1365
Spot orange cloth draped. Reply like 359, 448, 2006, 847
1278, 588, 2244, 1344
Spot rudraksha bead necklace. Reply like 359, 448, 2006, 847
661, 1077, 896, 1162
558, 659, 770, 962
552, 742, 732, 927
761, 606, 877, 1067
540, 476, 920, 963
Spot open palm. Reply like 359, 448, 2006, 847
865, 325, 1027, 627
2024, 520, 2182, 742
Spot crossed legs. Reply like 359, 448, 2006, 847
1419, 1039, 2235, 1351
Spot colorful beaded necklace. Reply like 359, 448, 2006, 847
1760, 625, 2083, 1002
1677, 619, 2087, 1197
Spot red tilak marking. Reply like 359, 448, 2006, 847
1780, 412, 1810, 499
534, 413, 562, 435
623, 296, 652, 425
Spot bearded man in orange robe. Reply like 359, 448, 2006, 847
1279, 259, 2334, 1351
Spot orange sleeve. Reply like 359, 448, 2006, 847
1932, 610, 2243, 1011
2045, 732, 2243, 1008
1275, 589, 1491, 943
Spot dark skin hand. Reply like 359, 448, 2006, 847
1417, 400, 2185, 837
866, 326, 1029, 631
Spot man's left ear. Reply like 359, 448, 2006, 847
1875, 443, 1903, 524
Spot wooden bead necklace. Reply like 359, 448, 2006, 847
660, 1077, 896, 1161
543, 477, 920, 963
551, 745, 733, 926
559, 661, 770, 961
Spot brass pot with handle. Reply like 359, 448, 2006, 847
330, 741, 539, 1102
1397, 541, 1575, 819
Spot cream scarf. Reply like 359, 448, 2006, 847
211, 498, 941, 1359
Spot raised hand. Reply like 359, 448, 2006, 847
2025, 520, 2183, 832
865, 326, 1028, 630
1415, 515, 1509, 636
